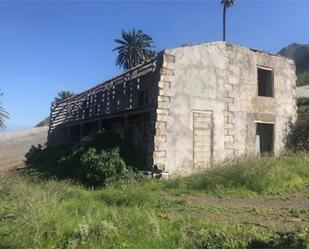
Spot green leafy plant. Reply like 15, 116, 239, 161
24, 130, 139, 186
291, 107, 309, 151
81, 148, 134, 186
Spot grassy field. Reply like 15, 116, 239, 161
1, 154, 309, 249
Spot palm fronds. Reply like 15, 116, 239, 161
113, 29, 156, 70
0, 104, 9, 130
54, 91, 74, 102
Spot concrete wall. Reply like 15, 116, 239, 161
153, 43, 227, 176
152, 42, 297, 176
0, 126, 48, 171
227, 44, 297, 157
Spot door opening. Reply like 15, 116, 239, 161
256, 123, 274, 155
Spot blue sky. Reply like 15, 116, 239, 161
0, 0, 308, 131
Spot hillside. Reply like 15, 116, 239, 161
278, 43, 309, 86
35, 116, 50, 127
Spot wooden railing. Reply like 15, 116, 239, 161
48, 58, 159, 136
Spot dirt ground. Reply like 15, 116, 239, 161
185, 195, 309, 209
175, 193, 309, 233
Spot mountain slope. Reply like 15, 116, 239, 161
278, 43, 309, 86
35, 117, 50, 127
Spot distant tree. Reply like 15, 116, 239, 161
221, 0, 236, 41
54, 91, 74, 102
0, 92, 9, 130
113, 29, 156, 70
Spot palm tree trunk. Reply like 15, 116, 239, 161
223, 4, 226, 41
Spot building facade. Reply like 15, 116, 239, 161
48, 42, 297, 176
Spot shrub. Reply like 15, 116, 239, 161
25, 144, 43, 166
25, 144, 71, 165
24, 130, 141, 186
297, 97, 309, 107
80, 148, 135, 186
292, 107, 309, 152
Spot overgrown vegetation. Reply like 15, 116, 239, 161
297, 71, 309, 86
165, 154, 309, 196
13, 107, 309, 248
297, 97, 309, 107
24, 130, 143, 186
291, 107, 309, 152
1, 154, 309, 249
81, 148, 135, 186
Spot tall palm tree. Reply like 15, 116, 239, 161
0, 92, 9, 130
113, 29, 156, 70
221, 0, 236, 41
54, 91, 74, 102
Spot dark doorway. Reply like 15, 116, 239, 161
256, 123, 274, 155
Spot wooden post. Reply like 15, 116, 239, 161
66, 126, 71, 145
98, 120, 102, 131
80, 124, 84, 139
124, 115, 128, 142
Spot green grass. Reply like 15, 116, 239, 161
1, 154, 309, 249
164, 154, 309, 196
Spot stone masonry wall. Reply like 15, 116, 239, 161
152, 53, 176, 171
224, 45, 236, 159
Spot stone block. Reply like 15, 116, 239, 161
158, 96, 171, 102
155, 128, 166, 136
154, 150, 166, 159
158, 100, 170, 109
157, 114, 169, 122
164, 54, 176, 63
224, 123, 234, 129
160, 68, 174, 76
194, 129, 211, 136
224, 135, 234, 143
158, 81, 171, 89
155, 121, 166, 130
225, 149, 235, 158
157, 108, 169, 115
155, 135, 167, 143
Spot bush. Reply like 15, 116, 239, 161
81, 148, 134, 186
297, 97, 309, 107
292, 107, 309, 152
24, 130, 138, 186
25, 144, 43, 166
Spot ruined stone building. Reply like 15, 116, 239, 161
48, 42, 297, 176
